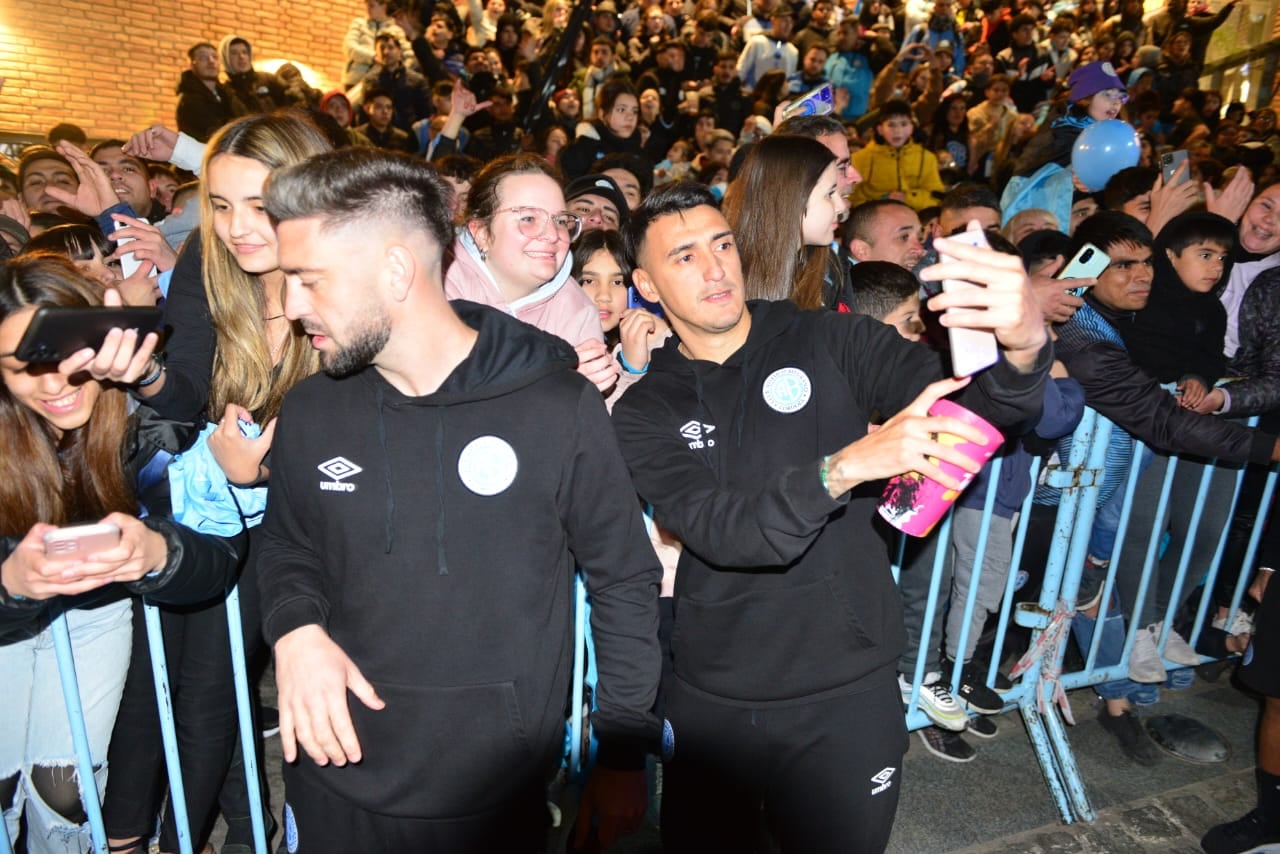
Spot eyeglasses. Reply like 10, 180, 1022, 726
500, 206, 582, 241
1096, 88, 1129, 104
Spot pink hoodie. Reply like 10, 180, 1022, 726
444, 230, 604, 347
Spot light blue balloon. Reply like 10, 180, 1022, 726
1072, 119, 1141, 192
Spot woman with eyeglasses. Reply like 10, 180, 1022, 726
445, 153, 617, 392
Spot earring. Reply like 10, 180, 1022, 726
479, 247, 488, 262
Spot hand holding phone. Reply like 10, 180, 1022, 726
937, 228, 1000, 377
43, 522, 122, 559
14, 305, 163, 363
1160, 150, 1189, 186
1056, 243, 1109, 297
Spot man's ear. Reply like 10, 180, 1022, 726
385, 243, 415, 302
632, 266, 662, 305
849, 238, 871, 262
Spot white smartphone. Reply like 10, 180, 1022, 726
114, 217, 157, 279
940, 228, 1000, 377
1057, 242, 1110, 296
43, 522, 122, 558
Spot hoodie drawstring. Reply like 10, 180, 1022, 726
375, 385, 395, 555
435, 407, 448, 575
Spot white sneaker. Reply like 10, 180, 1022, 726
900, 672, 969, 732
1128, 625, 1168, 683
1153, 621, 1201, 667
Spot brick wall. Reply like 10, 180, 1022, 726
0, 0, 355, 140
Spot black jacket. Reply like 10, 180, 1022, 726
225, 69, 286, 115
175, 71, 243, 143
611, 300, 1051, 703
1225, 263, 1280, 417
1056, 296, 1274, 464
256, 302, 661, 818
1117, 212, 1231, 387
0, 406, 241, 642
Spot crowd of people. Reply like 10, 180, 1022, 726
3, 0, 1280, 852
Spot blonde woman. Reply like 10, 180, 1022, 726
100, 112, 331, 854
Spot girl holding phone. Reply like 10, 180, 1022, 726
0, 255, 239, 854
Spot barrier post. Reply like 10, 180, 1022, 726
144, 602, 194, 854
48, 609, 110, 854
224, 583, 270, 853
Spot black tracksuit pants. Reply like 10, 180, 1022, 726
660, 666, 908, 854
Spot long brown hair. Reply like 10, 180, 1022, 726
201, 112, 331, 423
722, 135, 836, 310
0, 255, 134, 532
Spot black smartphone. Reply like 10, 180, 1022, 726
13, 306, 162, 362
1160, 150, 1189, 186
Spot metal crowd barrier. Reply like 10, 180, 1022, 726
21, 404, 1277, 850
6, 584, 267, 854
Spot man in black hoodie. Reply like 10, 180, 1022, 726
613, 183, 1052, 852
175, 42, 243, 143
258, 148, 661, 851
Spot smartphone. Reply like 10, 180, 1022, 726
43, 522, 122, 558
462, 70, 497, 103
14, 305, 163, 362
114, 217, 155, 279
939, 228, 1000, 377
780, 83, 834, 119
627, 286, 664, 320
1160, 150, 1189, 186
1056, 242, 1110, 296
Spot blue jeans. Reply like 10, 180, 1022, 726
1069, 590, 1147, 703
1, 598, 132, 853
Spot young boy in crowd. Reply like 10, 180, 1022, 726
849, 99, 946, 212
847, 260, 924, 341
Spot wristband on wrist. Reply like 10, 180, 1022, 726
820, 454, 832, 494
135, 354, 165, 388
619, 350, 649, 375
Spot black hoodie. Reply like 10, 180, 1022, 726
175, 70, 245, 143
256, 301, 660, 818
611, 300, 1051, 703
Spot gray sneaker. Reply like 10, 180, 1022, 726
1128, 625, 1168, 683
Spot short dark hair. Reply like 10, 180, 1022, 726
47, 123, 86, 146
374, 32, 399, 47
591, 35, 617, 51
1102, 166, 1157, 211
264, 147, 454, 260
773, 114, 845, 140
88, 139, 146, 172
878, 99, 914, 123
848, 261, 919, 321
433, 154, 483, 182
940, 182, 1001, 215
593, 151, 654, 198
1071, 210, 1153, 257
1160, 210, 1235, 256
623, 181, 718, 264
1018, 228, 1072, 271
1178, 87, 1206, 115
843, 199, 915, 246
187, 42, 216, 60
363, 86, 394, 106
716, 49, 738, 63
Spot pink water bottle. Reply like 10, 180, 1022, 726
877, 399, 1004, 537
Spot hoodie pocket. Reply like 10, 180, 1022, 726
332, 679, 551, 819
672, 575, 883, 701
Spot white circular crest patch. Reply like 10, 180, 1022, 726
762, 367, 812, 414
457, 435, 518, 496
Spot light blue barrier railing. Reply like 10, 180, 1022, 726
898, 404, 1277, 824
21, 402, 1277, 848
8, 583, 267, 854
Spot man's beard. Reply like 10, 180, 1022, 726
321, 311, 392, 378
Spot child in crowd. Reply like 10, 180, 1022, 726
654, 139, 693, 186
848, 99, 946, 212
571, 228, 668, 410
847, 260, 923, 341
1118, 211, 1234, 405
